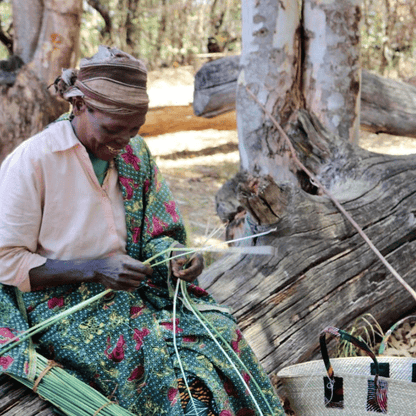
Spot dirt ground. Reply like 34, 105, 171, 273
144, 66, 416, 251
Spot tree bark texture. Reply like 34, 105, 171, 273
194, 56, 416, 139
237, 0, 301, 182
0, 374, 55, 415
0, 0, 82, 164
193, 54, 240, 118
203, 109, 416, 390
303, 0, 362, 144
361, 69, 416, 138
12, 0, 44, 64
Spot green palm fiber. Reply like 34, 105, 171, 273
10, 353, 136, 416
180, 280, 278, 416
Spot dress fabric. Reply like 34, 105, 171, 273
0, 119, 284, 416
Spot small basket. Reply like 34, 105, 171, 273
277, 326, 416, 415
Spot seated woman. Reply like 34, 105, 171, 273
0, 46, 283, 416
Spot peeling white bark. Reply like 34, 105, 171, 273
237, 0, 300, 181
303, 0, 362, 143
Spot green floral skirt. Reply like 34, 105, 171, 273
22, 282, 284, 416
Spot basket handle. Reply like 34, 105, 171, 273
378, 315, 416, 355
320, 326, 380, 383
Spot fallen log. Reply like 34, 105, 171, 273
194, 55, 416, 138
193, 55, 240, 118
201, 109, 416, 393
361, 70, 416, 137
0, 374, 55, 415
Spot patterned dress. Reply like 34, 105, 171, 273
0, 123, 284, 416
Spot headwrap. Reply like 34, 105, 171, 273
53, 46, 149, 114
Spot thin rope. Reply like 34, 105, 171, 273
92, 401, 116, 416
245, 86, 416, 302
32, 360, 63, 393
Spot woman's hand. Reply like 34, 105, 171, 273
29, 254, 152, 292
92, 254, 153, 291
170, 244, 204, 282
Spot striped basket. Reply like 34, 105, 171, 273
277, 326, 416, 415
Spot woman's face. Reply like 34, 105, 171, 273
72, 102, 146, 161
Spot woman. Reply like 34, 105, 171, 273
0, 46, 283, 416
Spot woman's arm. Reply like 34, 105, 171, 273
29, 254, 153, 291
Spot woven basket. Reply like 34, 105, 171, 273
277, 326, 416, 415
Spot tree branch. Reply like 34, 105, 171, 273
0, 12, 13, 55
86, 0, 112, 36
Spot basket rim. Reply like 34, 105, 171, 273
277, 355, 416, 379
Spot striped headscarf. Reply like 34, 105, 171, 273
54, 46, 149, 114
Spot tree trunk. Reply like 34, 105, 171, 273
303, 0, 362, 144
237, 0, 301, 183
0, 0, 82, 164
194, 57, 416, 139
200, 0, 416, 402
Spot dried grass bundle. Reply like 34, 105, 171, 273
11, 353, 136, 416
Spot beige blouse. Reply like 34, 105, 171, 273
0, 121, 127, 292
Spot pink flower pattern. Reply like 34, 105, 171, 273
0, 327, 17, 344
150, 215, 168, 237
47, 297, 64, 309
223, 378, 238, 398
119, 176, 138, 200
231, 329, 243, 355
133, 327, 150, 351
132, 227, 141, 243
143, 178, 150, 194
128, 365, 145, 381
167, 387, 178, 406
121, 145, 141, 171
104, 335, 126, 362
187, 284, 208, 298
160, 318, 183, 333
0, 356, 13, 370
130, 305, 146, 319
164, 201, 179, 223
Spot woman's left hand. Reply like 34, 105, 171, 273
171, 244, 204, 282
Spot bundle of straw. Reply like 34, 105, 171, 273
11, 353, 136, 416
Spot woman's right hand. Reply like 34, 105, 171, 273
92, 254, 153, 291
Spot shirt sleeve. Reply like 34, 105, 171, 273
0, 144, 47, 292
